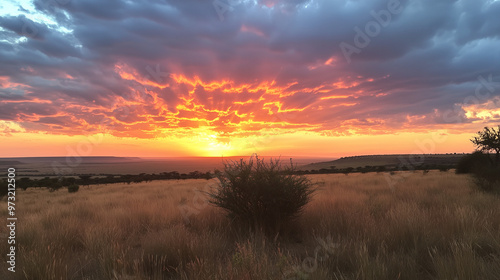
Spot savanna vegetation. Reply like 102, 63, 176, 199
2, 171, 500, 280
457, 126, 500, 193
208, 157, 315, 234
0, 160, 460, 196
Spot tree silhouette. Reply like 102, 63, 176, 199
78, 175, 92, 187
471, 126, 500, 167
19, 177, 32, 190
343, 167, 354, 175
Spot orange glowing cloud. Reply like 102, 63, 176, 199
0, 76, 26, 88
1, 61, 497, 158
115, 63, 170, 89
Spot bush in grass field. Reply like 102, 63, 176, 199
208, 156, 315, 233
472, 166, 500, 193
455, 151, 491, 174
469, 126, 500, 193
471, 126, 500, 166
68, 184, 79, 193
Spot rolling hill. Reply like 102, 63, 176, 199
299, 154, 467, 171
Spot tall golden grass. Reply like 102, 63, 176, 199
1, 171, 500, 279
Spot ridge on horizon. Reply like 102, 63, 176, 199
0, 153, 469, 160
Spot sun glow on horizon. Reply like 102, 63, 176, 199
0, 128, 480, 159
1, 0, 499, 161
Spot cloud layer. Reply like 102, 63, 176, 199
1, 0, 500, 141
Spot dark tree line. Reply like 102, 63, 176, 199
0, 170, 213, 195
461, 126, 500, 193
296, 163, 454, 176
0, 161, 465, 197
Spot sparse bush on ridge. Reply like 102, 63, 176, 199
207, 156, 315, 234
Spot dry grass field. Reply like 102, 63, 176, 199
2, 171, 500, 279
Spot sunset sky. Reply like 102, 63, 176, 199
1, 0, 499, 158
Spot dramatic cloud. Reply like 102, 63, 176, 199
1, 0, 500, 144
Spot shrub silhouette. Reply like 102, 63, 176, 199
471, 126, 500, 167
68, 184, 79, 193
472, 166, 500, 193
456, 151, 491, 174
208, 157, 315, 233
467, 126, 500, 193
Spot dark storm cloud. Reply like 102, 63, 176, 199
0, 14, 49, 40
1, 0, 499, 137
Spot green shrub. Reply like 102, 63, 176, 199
207, 156, 315, 234
68, 184, 79, 193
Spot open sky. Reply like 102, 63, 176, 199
1, 0, 499, 157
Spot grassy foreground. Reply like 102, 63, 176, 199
1, 172, 500, 279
